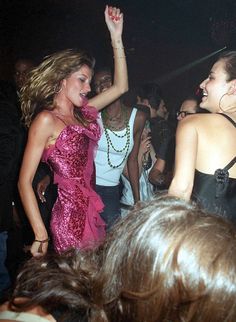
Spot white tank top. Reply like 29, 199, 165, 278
95, 108, 137, 186
120, 169, 154, 206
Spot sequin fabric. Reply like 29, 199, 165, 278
42, 104, 105, 253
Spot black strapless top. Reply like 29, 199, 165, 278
192, 170, 236, 221
192, 113, 236, 221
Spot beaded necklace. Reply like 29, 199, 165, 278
102, 107, 131, 169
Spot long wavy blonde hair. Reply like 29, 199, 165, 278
21, 49, 95, 127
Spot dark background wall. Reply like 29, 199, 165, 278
0, 0, 235, 111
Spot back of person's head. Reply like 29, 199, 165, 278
21, 49, 95, 127
8, 249, 100, 321
181, 94, 199, 107
137, 82, 163, 111
94, 66, 112, 77
218, 50, 236, 81
94, 195, 236, 322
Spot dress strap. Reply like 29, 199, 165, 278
216, 114, 236, 170
224, 156, 236, 171
129, 107, 137, 125
217, 113, 236, 128
215, 157, 236, 198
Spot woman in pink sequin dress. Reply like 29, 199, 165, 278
18, 5, 128, 257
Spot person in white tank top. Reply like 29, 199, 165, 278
93, 68, 146, 230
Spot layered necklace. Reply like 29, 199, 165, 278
102, 106, 131, 169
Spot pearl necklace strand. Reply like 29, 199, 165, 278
102, 108, 131, 169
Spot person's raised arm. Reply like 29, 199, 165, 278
18, 112, 54, 257
89, 5, 128, 110
168, 118, 198, 200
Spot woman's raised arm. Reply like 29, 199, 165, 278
89, 5, 128, 110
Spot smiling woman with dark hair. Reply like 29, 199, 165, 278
169, 51, 236, 221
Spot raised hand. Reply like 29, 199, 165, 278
104, 5, 123, 39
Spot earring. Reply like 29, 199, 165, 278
54, 85, 62, 94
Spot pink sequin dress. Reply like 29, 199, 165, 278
42, 104, 105, 253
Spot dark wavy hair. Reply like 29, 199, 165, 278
137, 82, 163, 111
218, 50, 236, 82
20, 49, 95, 127
8, 196, 236, 322
9, 249, 102, 321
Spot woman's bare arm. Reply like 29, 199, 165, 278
89, 6, 128, 110
168, 118, 198, 200
18, 112, 54, 257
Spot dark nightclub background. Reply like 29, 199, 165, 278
0, 0, 236, 111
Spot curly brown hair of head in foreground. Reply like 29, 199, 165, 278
93, 195, 236, 322
8, 249, 101, 321
7, 196, 236, 322
20, 49, 95, 127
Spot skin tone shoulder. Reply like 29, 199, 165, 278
169, 58, 236, 200
18, 5, 128, 258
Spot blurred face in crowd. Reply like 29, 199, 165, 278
177, 99, 198, 121
157, 99, 168, 119
136, 97, 168, 119
14, 59, 34, 89
94, 70, 112, 94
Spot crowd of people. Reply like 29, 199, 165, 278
1, 4, 236, 321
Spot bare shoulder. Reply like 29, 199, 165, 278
191, 113, 236, 131
134, 109, 147, 123
133, 109, 146, 135
136, 108, 147, 118
177, 114, 198, 131
178, 113, 216, 131
29, 110, 55, 134
33, 110, 55, 126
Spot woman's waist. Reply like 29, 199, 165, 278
54, 174, 93, 191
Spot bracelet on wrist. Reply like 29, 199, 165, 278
111, 39, 123, 49
34, 237, 50, 243
34, 237, 50, 253
113, 56, 126, 59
